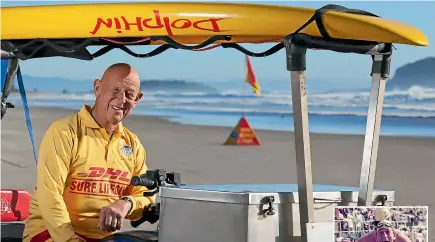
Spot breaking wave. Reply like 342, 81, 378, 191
8, 85, 435, 118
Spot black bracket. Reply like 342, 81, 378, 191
1, 102, 14, 119
371, 44, 392, 78
283, 34, 307, 72
373, 195, 387, 206
259, 196, 276, 217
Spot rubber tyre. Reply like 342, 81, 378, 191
1, 223, 24, 242
101, 230, 159, 242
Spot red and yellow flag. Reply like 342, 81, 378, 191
244, 55, 261, 95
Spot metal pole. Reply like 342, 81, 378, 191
358, 52, 392, 206
284, 35, 315, 242
1, 57, 19, 119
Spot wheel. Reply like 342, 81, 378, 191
1, 223, 24, 242
101, 230, 158, 242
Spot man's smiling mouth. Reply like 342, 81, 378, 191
110, 105, 124, 111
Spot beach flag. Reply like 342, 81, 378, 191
224, 116, 261, 146
244, 55, 261, 95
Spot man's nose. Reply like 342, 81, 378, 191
379, 234, 389, 241
116, 91, 126, 102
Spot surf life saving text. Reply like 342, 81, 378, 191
69, 167, 131, 198
90, 10, 228, 36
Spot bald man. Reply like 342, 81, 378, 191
357, 221, 412, 242
23, 63, 154, 242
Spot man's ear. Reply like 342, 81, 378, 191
135, 91, 144, 103
94, 79, 102, 98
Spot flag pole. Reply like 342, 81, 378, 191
242, 60, 247, 118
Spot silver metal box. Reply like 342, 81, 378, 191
158, 184, 394, 242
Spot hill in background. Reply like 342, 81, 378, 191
387, 56, 435, 90
13, 76, 218, 93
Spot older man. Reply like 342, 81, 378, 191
23, 63, 153, 242
357, 221, 412, 242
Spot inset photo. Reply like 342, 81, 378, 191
334, 206, 428, 242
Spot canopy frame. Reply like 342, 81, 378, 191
281, 33, 391, 241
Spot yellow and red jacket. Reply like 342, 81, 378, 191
23, 105, 154, 242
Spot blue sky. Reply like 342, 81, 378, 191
2, 1, 434, 91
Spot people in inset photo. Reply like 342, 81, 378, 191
356, 220, 412, 242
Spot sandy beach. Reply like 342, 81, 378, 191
2, 106, 434, 240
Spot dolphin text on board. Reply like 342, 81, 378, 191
90, 10, 230, 36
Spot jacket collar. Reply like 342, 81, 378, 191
78, 105, 125, 137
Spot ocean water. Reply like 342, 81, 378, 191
7, 85, 435, 138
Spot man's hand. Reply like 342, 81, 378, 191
98, 199, 132, 232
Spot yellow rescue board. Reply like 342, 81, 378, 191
0, 2, 429, 46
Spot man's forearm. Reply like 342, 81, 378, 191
36, 122, 78, 241
37, 181, 78, 241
